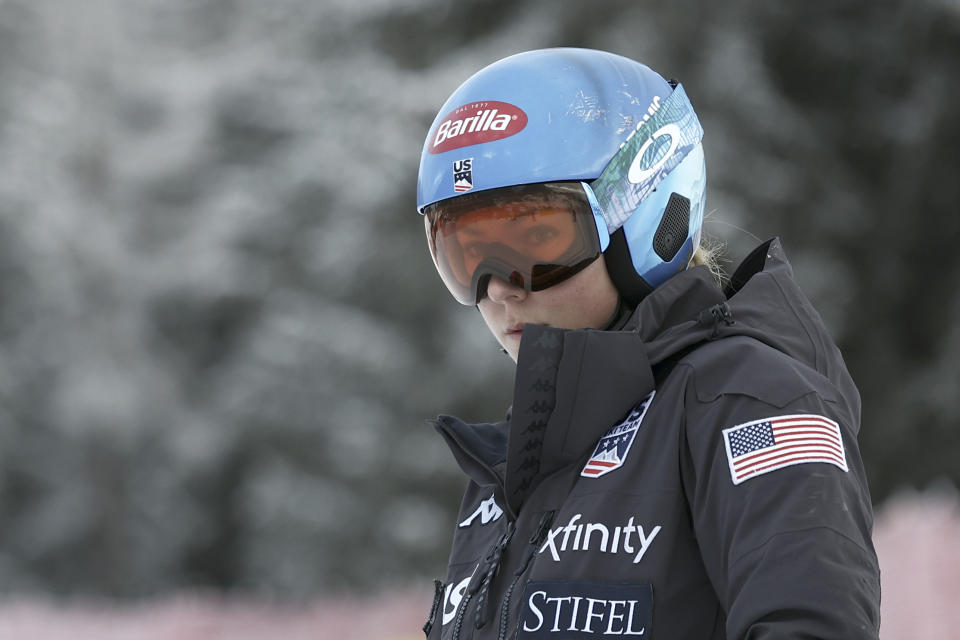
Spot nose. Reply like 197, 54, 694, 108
484, 274, 528, 304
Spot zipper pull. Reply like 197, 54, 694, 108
697, 302, 734, 328
473, 519, 515, 629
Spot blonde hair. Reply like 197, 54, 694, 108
690, 234, 726, 287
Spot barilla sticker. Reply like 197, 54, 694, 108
429, 101, 527, 154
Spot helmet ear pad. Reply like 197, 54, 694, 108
652, 192, 691, 262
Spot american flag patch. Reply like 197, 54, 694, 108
722, 414, 848, 485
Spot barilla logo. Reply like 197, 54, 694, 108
429, 101, 527, 154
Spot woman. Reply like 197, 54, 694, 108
417, 48, 880, 639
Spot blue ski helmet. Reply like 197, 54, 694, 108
417, 48, 706, 305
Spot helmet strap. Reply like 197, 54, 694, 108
603, 228, 653, 307
602, 295, 634, 331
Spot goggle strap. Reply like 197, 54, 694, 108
589, 83, 704, 233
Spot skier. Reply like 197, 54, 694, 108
417, 48, 880, 639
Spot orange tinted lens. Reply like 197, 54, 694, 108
453, 204, 578, 280
425, 183, 600, 304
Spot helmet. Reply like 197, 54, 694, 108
417, 48, 706, 305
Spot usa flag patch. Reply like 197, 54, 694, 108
722, 414, 848, 485
581, 391, 655, 478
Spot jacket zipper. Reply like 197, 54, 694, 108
423, 579, 444, 637
497, 510, 555, 640
451, 511, 554, 640
451, 591, 473, 640
450, 519, 515, 640
437, 418, 539, 639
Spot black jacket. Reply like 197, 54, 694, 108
423, 239, 881, 640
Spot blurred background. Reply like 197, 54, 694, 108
0, 0, 958, 638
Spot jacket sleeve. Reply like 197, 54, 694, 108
679, 361, 881, 639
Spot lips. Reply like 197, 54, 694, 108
505, 321, 549, 338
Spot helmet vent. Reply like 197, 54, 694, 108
653, 193, 690, 261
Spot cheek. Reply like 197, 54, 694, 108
568, 270, 619, 327
585, 290, 619, 327
477, 299, 500, 328
540, 282, 617, 330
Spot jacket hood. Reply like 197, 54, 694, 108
434, 238, 857, 515
639, 238, 852, 384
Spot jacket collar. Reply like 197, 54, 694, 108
503, 323, 655, 513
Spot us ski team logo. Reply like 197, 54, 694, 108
453, 158, 473, 193
581, 391, 655, 478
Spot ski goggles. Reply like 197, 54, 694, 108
423, 182, 610, 305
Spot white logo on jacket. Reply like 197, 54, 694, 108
441, 575, 471, 626
538, 513, 661, 564
458, 494, 503, 528
523, 590, 648, 635
518, 581, 652, 637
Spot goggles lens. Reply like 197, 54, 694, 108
424, 182, 602, 305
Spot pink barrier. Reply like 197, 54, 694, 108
0, 591, 431, 640
873, 489, 960, 640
